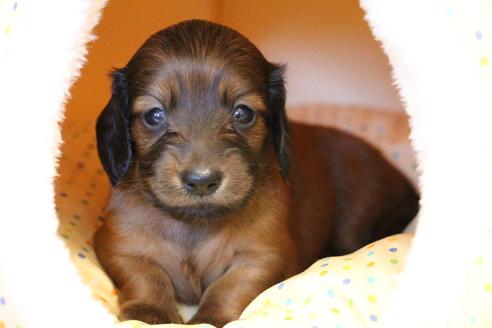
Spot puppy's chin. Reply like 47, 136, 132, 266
143, 188, 252, 223
162, 204, 241, 223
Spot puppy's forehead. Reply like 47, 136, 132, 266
133, 58, 267, 113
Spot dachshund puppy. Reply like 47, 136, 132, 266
95, 20, 419, 327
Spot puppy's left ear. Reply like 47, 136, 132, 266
267, 63, 290, 180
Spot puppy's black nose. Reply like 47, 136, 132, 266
181, 170, 222, 196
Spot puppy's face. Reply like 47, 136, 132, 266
97, 20, 289, 222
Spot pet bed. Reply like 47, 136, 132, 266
1, 0, 491, 327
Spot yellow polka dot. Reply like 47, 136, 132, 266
343, 257, 352, 261
484, 283, 492, 293
309, 312, 317, 319
389, 236, 399, 242
343, 265, 352, 271
475, 257, 484, 265
320, 270, 328, 276
481, 57, 489, 66
367, 261, 375, 267
331, 307, 340, 314
263, 299, 271, 307
262, 312, 269, 316
367, 243, 376, 249
4, 26, 11, 34
304, 296, 312, 305
284, 316, 293, 320
0, 321, 5, 328
368, 295, 377, 303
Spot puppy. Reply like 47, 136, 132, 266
95, 20, 419, 327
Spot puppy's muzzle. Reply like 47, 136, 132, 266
181, 169, 222, 197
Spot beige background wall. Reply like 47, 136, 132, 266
65, 0, 402, 125
220, 0, 401, 111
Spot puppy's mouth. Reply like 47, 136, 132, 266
156, 202, 246, 223
141, 179, 254, 223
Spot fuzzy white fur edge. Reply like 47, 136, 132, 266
360, 0, 492, 327
0, 1, 115, 327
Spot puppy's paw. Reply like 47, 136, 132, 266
188, 314, 231, 327
120, 303, 183, 324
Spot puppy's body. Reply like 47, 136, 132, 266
94, 20, 419, 326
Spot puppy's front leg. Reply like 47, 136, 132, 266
95, 230, 182, 324
188, 257, 286, 327
104, 254, 182, 324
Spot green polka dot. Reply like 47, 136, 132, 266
390, 259, 399, 265
348, 298, 353, 307
304, 296, 312, 305
331, 307, 340, 314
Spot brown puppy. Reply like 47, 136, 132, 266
95, 20, 419, 327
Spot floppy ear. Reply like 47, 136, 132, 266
96, 69, 133, 186
267, 63, 290, 180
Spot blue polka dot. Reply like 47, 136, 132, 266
285, 298, 292, 306
342, 278, 351, 285
277, 282, 285, 290
13, 2, 17, 10
326, 289, 335, 298
77, 253, 86, 259
370, 314, 378, 322
336, 324, 343, 328
367, 276, 376, 284
476, 31, 483, 40
321, 262, 329, 267
389, 247, 398, 252
446, 8, 454, 16
0, 296, 5, 305
367, 251, 375, 256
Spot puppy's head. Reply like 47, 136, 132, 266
97, 20, 289, 222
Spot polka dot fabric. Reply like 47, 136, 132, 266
55, 118, 119, 314
224, 234, 412, 328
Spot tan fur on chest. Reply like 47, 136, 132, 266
105, 186, 288, 305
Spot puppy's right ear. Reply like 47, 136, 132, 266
96, 69, 133, 186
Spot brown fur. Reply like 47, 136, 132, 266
94, 20, 419, 327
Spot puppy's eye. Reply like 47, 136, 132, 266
232, 105, 255, 126
144, 107, 167, 127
